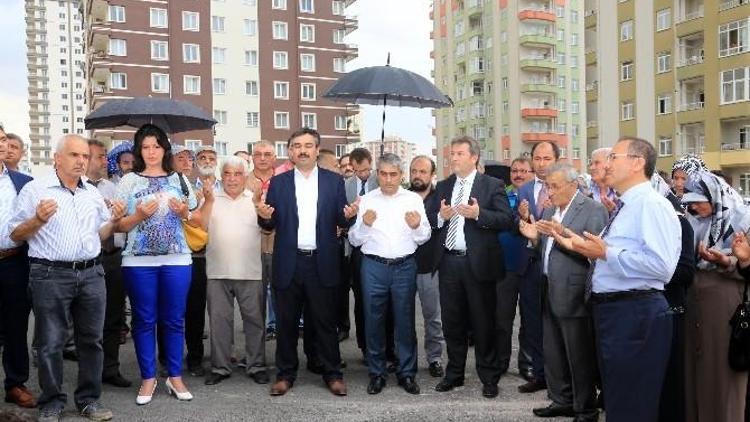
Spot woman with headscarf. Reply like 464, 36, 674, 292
682, 170, 749, 422
671, 154, 708, 199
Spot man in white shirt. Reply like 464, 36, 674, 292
348, 153, 431, 395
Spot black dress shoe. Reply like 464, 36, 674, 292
188, 364, 205, 377
428, 362, 444, 378
482, 383, 499, 398
518, 378, 547, 393
398, 376, 420, 395
519, 368, 535, 382
367, 376, 386, 395
434, 377, 464, 392
205, 373, 230, 386
102, 373, 132, 388
532, 403, 576, 417
248, 370, 270, 385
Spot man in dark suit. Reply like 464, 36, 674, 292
516, 140, 560, 393
0, 128, 36, 408
428, 136, 514, 398
519, 163, 607, 422
256, 128, 358, 397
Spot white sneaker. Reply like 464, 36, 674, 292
135, 380, 157, 405
166, 378, 193, 401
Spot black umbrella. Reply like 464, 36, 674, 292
85, 97, 216, 134
323, 54, 452, 153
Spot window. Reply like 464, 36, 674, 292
274, 81, 289, 99
570, 10, 578, 23
108, 5, 125, 22
570, 55, 578, 68
184, 75, 201, 95
301, 83, 316, 100
214, 141, 228, 157
302, 112, 317, 129
557, 52, 566, 65
273, 22, 288, 40
557, 123, 567, 133
572, 148, 580, 160
182, 11, 199, 31
214, 110, 228, 125
151, 40, 168, 61
721, 67, 749, 104
557, 29, 564, 41
110, 72, 127, 90
657, 94, 672, 114
300, 24, 315, 42
332, 1, 345, 15
299, 0, 314, 13
556, 6, 564, 17
212, 47, 226, 64
300, 54, 315, 71
572, 124, 579, 137
558, 99, 566, 111
620, 20, 633, 41
273, 51, 288, 69
213, 78, 226, 95
186, 140, 203, 152
211, 16, 225, 32
273, 0, 287, 9
621, 61, 633, 81
275, 141, 288, 158
245, 50, 258, 66
246, 80, 258, 96
333, 57, 346, 73
659, 137, 673, 156
150, 8, 167, 28
719, 20, 749, 57
151, 73, 169, 93
274, 112, 290, 129
244, 19, 257, 36
656, 9, 671, 31
571, 101, 579, 114
571, 33, 578, 46
246, 112, 259, 127
571, 79, 579, 91
621, 101, 634, 120
657, 52, 671, 73
183, 44, 200, 63
108, 39, 126, 56
335, 115, 347, 130
333, 29, 346, 44
558, 76, 566, 88
335, 144, 346, 157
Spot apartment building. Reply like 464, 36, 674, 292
584, 0, 750, 192
25, 0, 87, 173
354, 136, 419, 167
431, 0, 588, 177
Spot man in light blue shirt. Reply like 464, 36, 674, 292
552, 137, 680, 422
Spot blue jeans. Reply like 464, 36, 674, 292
361, 255, 418, 379
123, 265, 192, 379
29, 263, 106, 412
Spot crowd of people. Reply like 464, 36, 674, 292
0, 122, 749, 422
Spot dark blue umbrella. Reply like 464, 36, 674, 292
84, 97, 216, 134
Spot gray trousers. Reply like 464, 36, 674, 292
416, 272, 444, 364
207, 279, 266, 375
29, 263, 106, 412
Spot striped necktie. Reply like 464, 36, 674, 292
445, 178, 466, 250
359, 180, 366, 196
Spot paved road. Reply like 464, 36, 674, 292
1, 297, 576, 421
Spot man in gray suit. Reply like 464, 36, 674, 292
519, 163, 607, 422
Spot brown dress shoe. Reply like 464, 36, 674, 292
327, 379, 347, 396
5, 385, 37, 408
270, 379, 292, 396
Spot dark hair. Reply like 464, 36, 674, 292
511, 156, 532, 167
318, 148, 336, 158
87, 139, 107, 151
531, 141, 560, 160
349, 147, 372, 164
338, 153, 350, 164
117, 150, 134, 164
6, 133, 24, 149
620, 136, 656, 178
410, 155, 436, 174
450, 136, 481, 157
132, 124, 173, 173
287, 127, 321, 147
233, 150, 249, 156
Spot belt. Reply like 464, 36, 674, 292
364, 253, 414, 266
444, 249, 467, 256
296, 249, 317, 256
30, 256, 102, 270
0, 247, 22, 260
589, 289, 662, 305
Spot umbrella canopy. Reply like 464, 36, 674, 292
85, 97, 216, 134
106, 141, 133, 176
323, 65, 453, 108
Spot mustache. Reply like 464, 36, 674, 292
298, 153, 310, 158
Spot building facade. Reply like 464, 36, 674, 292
353, 136, 419, 167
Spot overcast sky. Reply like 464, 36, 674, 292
0, 0, 435, 154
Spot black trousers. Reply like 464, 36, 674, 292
184, 256, 207, 367
518, 260, 545, 380
0, 254, 31, 390
101, 251, 126, 378
351, 248, 395, 360
274, 254, 342, 383
495, 271, 521, 374
658, 310, 686, 422
336, 242, 351, 335
439, 254, 502, 385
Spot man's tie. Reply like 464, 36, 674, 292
359, 180, 366, 196
584, 200, 625, 301
445, 178, 466, 251
535, 183, 549, 219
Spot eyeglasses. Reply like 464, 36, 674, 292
606, 153, 642, 162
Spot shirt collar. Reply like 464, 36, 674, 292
620, 180, 651, 202
0, 165, 8, 177
216, 189, 253, 199
457, 169, 477, 185
558, 191, 578, 214
294, 165, 318, 179
46, 171, 86, 190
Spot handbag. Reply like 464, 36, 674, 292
177, 173, 208, 252
729, 278, 750, 371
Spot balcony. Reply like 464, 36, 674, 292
521, 107, 558, 118
585, 50, 596, 66
86, 0, 108, 22
679, 123, 705, 155
520, 57, 556, 70
519, 32, 556, 47
720, 0, 748, 11
587, 120, 598, 128
677, 101, 705, 112
518, 8, 556, 23
522, 132, 569, 144
521, 83, 559, 95
90, 30, 109, 54
585, 81, 598, 91
676, 5, 704, 23
90, 63, 111, 83
584, 9, 596, 28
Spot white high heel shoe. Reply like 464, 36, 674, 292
136, 380, 157, 405
165, 378, 193, 401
